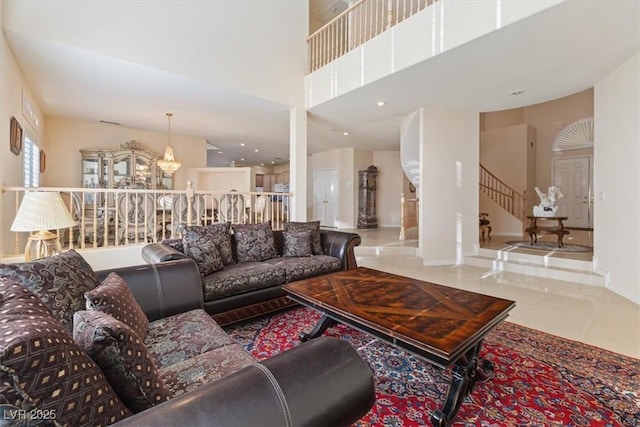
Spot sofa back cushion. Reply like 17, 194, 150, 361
73, 310, 173, 413
0, 278, 131, 425
183, 240, 225, 276
85, 272, 149, 338
231, 222, 278, 263
283, 221, 323, 255
283, 230, 313, 257
0, 249, 100, 332
182, 222, 234, 266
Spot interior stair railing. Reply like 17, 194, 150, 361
307, 0, 438, 73
479, 164, 527, 222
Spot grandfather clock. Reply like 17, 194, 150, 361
358, 165, 378, 229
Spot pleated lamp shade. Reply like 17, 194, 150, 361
11, 192, 76, 261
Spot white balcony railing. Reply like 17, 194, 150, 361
3, 184, 291, 256
307, 0, 437, 72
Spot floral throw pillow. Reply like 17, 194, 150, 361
0, 249, 100, 332
283, 221, 322, 255
73, 310, 173, 413
231, 222, 278, 263
183, 240, 224, 276
283, 230, 313, 257
0, 278, 131, 425
182, 222, 234, 265
85, 272, 149, 338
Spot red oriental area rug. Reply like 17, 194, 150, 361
224, 307, 640, 426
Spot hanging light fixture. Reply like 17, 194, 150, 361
158, 112, 181, 174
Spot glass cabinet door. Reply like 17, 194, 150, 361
113, 155, 130, 188
82, 158, 100, 204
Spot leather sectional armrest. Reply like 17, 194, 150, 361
320, 230, 361, 270
141, 242, 189, 264
95, 258, 204, 322
110, 337, 375, 427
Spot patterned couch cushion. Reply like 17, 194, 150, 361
158, 343, 255, 396
283, 230, 313, 257
231, 222, 278, 263
144, 309, 236, 370
73, 310, 172, 413
283, 221, 323, 255
183, 240, 224, 277
264, 255, 341, 283
202, 262, 286, 301
0, 249, 100, 332
0, 278, 131, 426
85, 272, 149, 338
182, 222, 234, 266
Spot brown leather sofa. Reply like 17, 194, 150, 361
101, 259, 376, 426
0, 253, 375, 426
142, 229, 361, 325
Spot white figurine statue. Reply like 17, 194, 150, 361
533, 186, 564, 217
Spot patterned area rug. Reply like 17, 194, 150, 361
225, 307, 640, 426
506, 240, 593, 253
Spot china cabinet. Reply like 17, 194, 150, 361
80, 140, 173, 196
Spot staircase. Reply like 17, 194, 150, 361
479, 164, 526, 222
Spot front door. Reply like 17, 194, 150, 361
553, 156, 593, 228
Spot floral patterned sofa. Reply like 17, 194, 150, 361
142, 221, 361, 325
0, 250, 375, 426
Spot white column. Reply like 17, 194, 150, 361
289, 106, 307, 221
418, 106, 479, 265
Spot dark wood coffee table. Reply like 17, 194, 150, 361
282, 267, 515, 427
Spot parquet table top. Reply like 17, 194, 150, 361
284, 267, 515, 366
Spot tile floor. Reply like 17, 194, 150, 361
335, 226, 639, 359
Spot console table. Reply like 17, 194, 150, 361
525, 216, 570, 247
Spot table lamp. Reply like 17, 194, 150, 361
10, 191, 77, 261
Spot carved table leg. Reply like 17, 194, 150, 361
430, 339, 494, 427
299, 315, 338, 342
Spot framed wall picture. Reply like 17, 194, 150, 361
40, 149, 46, 173
9, 116, 22, 155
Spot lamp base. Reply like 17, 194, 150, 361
24, 231, 63, 262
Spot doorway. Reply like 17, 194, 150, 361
313, 168, 338, 227
553, 156, 593, 229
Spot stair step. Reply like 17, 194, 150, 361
355, 246, 419, 257
466, 250, 605, 286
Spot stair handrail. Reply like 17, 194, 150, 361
479, 164, 527, 222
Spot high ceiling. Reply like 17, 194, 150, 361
3, 0, 639, 167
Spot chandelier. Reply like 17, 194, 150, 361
157, 112, 181, 174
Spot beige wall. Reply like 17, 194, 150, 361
0, 15, 46, 256
311, 148, 403, 229
45, 118, 207, 190
594, 52, 640, 304
480, 123, 536, 235
184, 167, 252, 193
372, 151, 404, 227
482, 88, 594, 192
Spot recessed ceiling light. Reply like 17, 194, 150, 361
240, 158, 245, 161
217, 151, 224, 154
260, 163, 264, 166
376, 101, 386, 106
510, 89, 525, 96
343, 132, 349, 136
254, 149, 259, 152
271, 161, 275, 164
240, 143, 245, 146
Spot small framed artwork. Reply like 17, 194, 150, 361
40, 149, 46, 173
9, 116, 22, 155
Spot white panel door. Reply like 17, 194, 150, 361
553, 156, 593, 228
313, 169, 338, 227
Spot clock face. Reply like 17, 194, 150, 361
409, 183, 416, 193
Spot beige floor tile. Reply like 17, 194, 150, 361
349, 227, 639, 359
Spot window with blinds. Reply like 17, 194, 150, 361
23, 134, 40, 187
